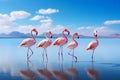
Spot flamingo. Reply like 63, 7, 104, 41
36, 31, 52, 62
19, 28, 38, 60
86, 30, 99, 61
67, 33, 79, 62
53, 29, 70, 60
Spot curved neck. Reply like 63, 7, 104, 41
46, 33, 50, 40
62, 30, 68, 42
94, 34, 98, 43
72, 34, 78, 45
30, 31, 35, 41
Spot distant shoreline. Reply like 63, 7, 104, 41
0, 37, 120, 39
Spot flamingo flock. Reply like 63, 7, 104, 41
20, 28, 99, 62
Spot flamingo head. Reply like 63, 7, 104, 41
74, 33, 79, 39
47, 31, 52, 38
93, 30, 97, 37
64, 29, 70, 35
32, 28, 38, 35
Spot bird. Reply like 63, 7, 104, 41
36, 31, 52, 62
86, 30, 99, 61
53, 29, 70, 60
19, 28, 38, 60
67, 33, 79, 62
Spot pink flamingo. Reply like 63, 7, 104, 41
67, 33, 79, 62
86, 30, 99, 61
36, 31, 52, 62
19, 28, 38, 59
53, 29, 70, 60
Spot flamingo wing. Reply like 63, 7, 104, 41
20, 38, 35, 48
37, 39, 47, 48
53, 37, 66, 46
86, 40, 98, 50
67, 42, 76, 49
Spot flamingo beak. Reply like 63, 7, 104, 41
78, 36, 79, 39
68, 31, 70, 35
51, 36, 52, 38
95, 34, 97, 37
36, 31, 38, 35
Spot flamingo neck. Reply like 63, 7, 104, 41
72, 34, 78, 46
30, 31, 36, 41
94, 35, 98, 43
62, 30, 68, 42
46, 33, 50, 40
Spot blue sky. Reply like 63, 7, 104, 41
0, 0, 120, 36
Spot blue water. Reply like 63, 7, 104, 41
0, 38, 120, 80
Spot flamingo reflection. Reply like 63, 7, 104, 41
36, 31, 52, 62
19, 59, 36, 80
85, 62, 99, 80
66, 61, 80, 80
37, 61, 52, 80
53, 29, 70, 61
51, 59, 68, 80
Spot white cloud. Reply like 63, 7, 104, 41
0, 11, 30, 34
38, 8, 59, 14
10, 11, 31, 20
104, 20, 120, 25
0, 13, 17, 32
40, 17, 52, 23
86, 26, 94, 29
77, 27, 84, 30
30, 15, 44, 21
77, 26, 117, 36
51, 25, 66, 33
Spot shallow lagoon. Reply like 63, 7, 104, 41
0, 38, 120, 80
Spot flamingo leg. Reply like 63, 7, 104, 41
58, 47, 61, 61
68, 49, 73, 61
92, 50, 94, 62
61, 47, 63, 61
68, 49, 77, 62
27, 58, 33, 69
28, 48, 33, 59
42, 48, 45, 62
45, 48, 48, 62
73, 49, 77, 62
68, 49, 72, 55
27, 48, 29, 60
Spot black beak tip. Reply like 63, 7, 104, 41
36, 33, 38, 35
68, 32, 70, 35
51, 36, 52, 38
96, 35, 97, 37
78, 36, 79, 39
